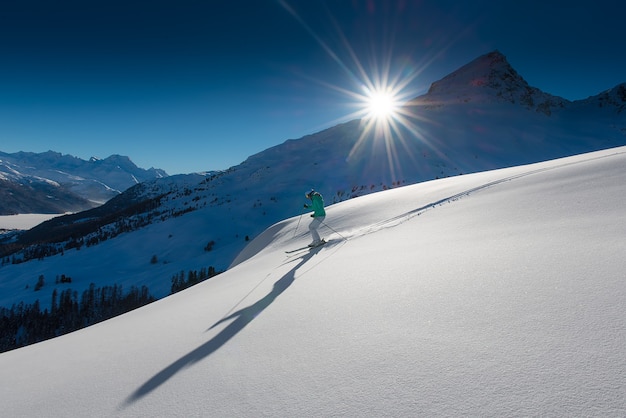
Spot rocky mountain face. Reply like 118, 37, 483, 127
422, 50, 568, 114
420, 50, 626, 118
0, 151, 168, 215
406, 50, 626, 167
574, 82, 626, 113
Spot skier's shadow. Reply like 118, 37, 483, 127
123, 247, 320, 406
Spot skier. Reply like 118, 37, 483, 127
304, 189, 326, 247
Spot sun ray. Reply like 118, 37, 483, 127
278, 1, 455, 184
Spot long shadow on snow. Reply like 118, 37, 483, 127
124, 246, 321, 406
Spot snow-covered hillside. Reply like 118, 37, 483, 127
1, 147, 624, 417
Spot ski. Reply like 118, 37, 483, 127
285, 239, 326, 253
285, 246, 310, 254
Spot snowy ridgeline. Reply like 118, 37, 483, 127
0, 146, 624, 416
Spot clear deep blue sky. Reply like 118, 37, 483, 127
1, 0, 625, 174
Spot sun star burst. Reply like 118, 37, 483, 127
366, 89, 399, 121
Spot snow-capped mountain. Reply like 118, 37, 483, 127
1, 146, 624, 416
0, 151, 168, 214
421, 51, 625, 117
422, 50, 568, 113
1, 50, 625, 349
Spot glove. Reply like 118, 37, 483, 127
303, 204, 309, 208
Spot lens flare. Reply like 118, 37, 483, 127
279, 0, 445, 183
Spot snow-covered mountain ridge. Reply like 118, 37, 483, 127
421, 50, 626, 118
574, 82, 626, 113
1, 145, 624, 416
0, 150, 168, 214
1, 50, 625, 344
422, 50, 568, 114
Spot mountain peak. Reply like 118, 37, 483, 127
426, 50, 523, 96
103, 154, 132, 163
421, 50, 568, 113
477, 49, 508, 66
461, 49, 512, 75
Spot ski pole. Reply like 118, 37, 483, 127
293, 208, 305, 238
321, 220, 346, 240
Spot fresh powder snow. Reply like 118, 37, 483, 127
0, 147, 625, 416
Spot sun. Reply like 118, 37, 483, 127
366, 89, 399, 121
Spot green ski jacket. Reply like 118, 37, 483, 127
307, 192, 326, 217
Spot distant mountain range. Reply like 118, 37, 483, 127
1, 50, 625, 318
0, 151, 168, 215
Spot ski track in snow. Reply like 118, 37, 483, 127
346, 149, 626, 240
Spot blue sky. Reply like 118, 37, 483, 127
1, 0, 625, 174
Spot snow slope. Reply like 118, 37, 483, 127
1, 147, 625, 417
